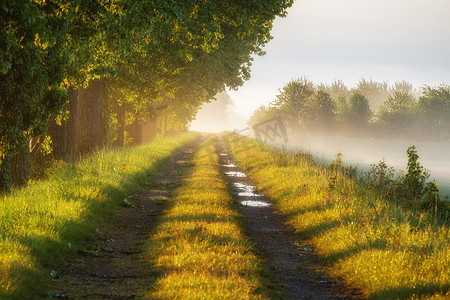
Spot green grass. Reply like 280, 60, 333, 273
144, 137, 271, 299
227, 135, 449, 300
0, 133, 198, 299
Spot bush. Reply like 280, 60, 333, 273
367, 145, 447, 213
401, 146, 430, 199
367, 159, 396, 196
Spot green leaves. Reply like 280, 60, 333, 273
0, 59, 12, 75
0, 0, 78, 191
0, 0, 294, 191
105, 0, 293, 137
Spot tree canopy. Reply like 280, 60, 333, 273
0, 0, 294, 191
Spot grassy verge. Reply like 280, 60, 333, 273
144, 137, 271, 299
227, 135, 449, 299
0, 133, 198, 299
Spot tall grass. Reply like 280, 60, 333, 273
0, 133, 197, 299
228, 135, 449, 299
144, 137, 271, 299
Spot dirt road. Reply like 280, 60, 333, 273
49, 139, 361, 299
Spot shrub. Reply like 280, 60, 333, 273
367, 146, 447, 213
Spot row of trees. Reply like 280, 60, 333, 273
0, 0, 294, 192
249, 78, 450, 140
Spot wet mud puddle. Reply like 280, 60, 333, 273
218, 144, 359, 300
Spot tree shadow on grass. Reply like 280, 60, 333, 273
281, 202, 351, 238
285, 207, 449, 299
372, 283, 449, 300
161, 213, 238, 225
266, 198, 450, 299
144, 221, 268, 298
2, 262, 48, 299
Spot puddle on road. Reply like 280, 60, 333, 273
241, 200, 271, 207
222, 163, 238, 168
236, 189, 261, 197
221, 156, 271, 207
233, 182, 262, 197
224, 171, 246, 177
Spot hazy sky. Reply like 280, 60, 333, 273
228, 0, 450, 118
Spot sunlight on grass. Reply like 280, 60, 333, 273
228, 135, 449, 299
0, 133, 197, 299
145, 138, 270, 299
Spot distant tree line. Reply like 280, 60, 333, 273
250, 77, 450, 141
0, 0, 293, 192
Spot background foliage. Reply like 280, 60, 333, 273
250, 77, 450, 141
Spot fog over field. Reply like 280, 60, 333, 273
284, 131, 450, 198
190, 96, 450, 198
187, 0, 450, 199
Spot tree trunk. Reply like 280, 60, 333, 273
160, 109, 168, 137
126, 118, 142, 146
134, 121, 142, 145
76, 78, 107, 155
10, 140, 29, 188
66, 88, 78, 158
1, 138, 33, 193
11, 147, 29, 188
116, 105, 125, 147
0, 154, 11, 193
141, 118, 159, 143
47, 87, 78, 160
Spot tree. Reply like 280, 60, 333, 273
389, 80, 418, 98
317, 79, 349, 101
376, 91, 416, 137
0, 1, 77, 191
271, 77, 315, 131
100, 0, 295, 141
248, 105, 279, 127
335, 95, 349, 124
355, 78, 388, 111
416, 85, 450, 140
346, 92, 372, 129
303, 90, 336, 132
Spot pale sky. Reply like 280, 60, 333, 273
228, 0, 450, 118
